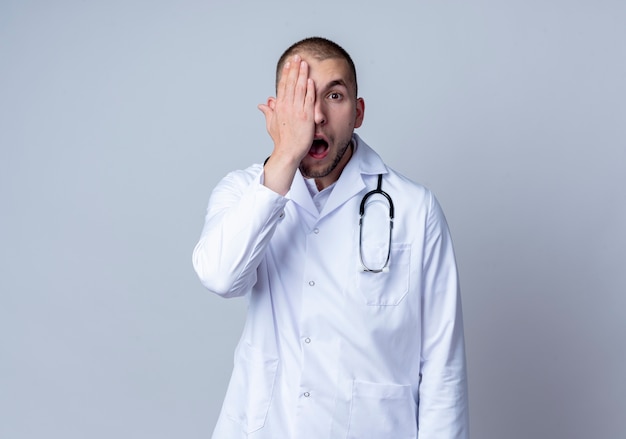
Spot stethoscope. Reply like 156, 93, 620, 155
264, 156, 394, 273
359, 174, 394, 273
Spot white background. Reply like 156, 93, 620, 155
1, 1, 625, 438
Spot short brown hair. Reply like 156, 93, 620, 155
275, 37, 358, 97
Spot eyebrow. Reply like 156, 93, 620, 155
321, 79, 349, 91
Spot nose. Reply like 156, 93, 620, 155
314, 100, 326, 125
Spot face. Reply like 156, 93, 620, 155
292, 53, 365, 189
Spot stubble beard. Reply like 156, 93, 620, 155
299, 139, 353, 180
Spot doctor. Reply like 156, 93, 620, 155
193, 37, 469, 438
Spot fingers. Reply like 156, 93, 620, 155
305, 77, 315, 109
293, 59, 309, 107
285, 58, 301, 103
260, 54, 316, 166
257, 102, 274, 134
257, 103, 271, 119
257, 97, 275, 116
278, 55, 312, 108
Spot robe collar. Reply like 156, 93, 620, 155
286, 134, 388, 218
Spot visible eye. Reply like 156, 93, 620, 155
328, 92, 343, 100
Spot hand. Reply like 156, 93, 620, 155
258, 55, 316, 194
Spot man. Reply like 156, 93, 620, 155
193, 37, 469, 438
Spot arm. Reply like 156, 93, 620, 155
192, 166, 288, 298
193, 55, 316, 298
418, 192, 469, 438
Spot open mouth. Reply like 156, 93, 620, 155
309, 138, 329, 159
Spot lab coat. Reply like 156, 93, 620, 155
193, 134, 469, 438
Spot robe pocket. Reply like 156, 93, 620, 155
347, 380, 417, 439
224, 342, 279, 434
356, 244, 411, 305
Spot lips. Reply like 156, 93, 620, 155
308, 137, 329, 159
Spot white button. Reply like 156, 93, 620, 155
313, 228, 319, 234
303, 392, 311, 397
304, 337, 311, 344
308, 281, 315, 286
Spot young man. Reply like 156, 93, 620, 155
193, 37, 469, 438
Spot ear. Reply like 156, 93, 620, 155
354, 98, 365, 128
268, 97, 276, 110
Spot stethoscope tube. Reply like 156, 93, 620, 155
359, 174, 394, 273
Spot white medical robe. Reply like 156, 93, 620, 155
193, 134, 469, 438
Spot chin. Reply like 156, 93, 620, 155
300, 163, 332, 180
